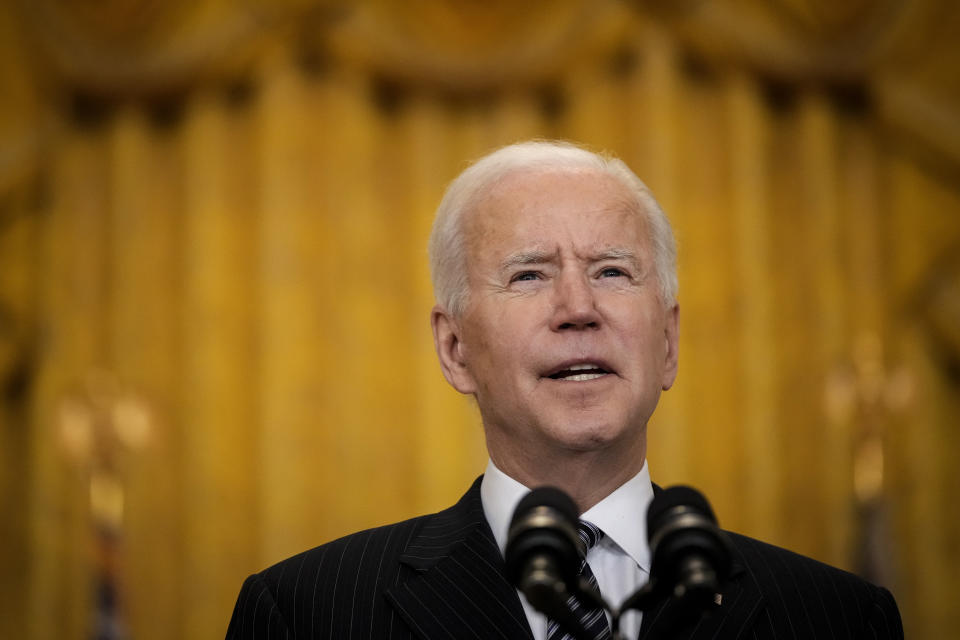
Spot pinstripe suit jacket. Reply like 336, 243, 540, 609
226, 477, 903, 639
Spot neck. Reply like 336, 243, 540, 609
487, 435, 646, 512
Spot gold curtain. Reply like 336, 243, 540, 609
2, 1, 959, 639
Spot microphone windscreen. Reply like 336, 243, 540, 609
506, 486, 581, 590
511, 486, 579, 527
647, 485, 716, 534
646, 484, 732, 609
505, 487, 593, 631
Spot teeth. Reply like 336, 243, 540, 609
545, 363, 611, 380
564, 373, 606, 382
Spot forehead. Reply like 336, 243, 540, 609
464, 167, 647, 256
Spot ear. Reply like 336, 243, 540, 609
431, 304, 477, 394
661, 302, 679, 390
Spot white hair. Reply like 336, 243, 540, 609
428, 140, 677, 316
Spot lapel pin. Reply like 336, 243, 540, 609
714, 593, 722, 606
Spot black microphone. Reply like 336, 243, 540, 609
646, 486, 732, 608
504, 487, 593, 639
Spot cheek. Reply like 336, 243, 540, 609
484, 307, 537, 351
461, 318, 513, 378
619, 318, 667, 365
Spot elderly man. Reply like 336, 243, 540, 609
226, 141, 903, 639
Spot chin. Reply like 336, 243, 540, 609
547, 417, 628, 452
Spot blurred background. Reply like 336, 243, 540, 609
1, 0, 959, 638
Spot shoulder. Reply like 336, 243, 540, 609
227, 512, 439, 639
255, 478, 486, 597
225, 472, 489, 639
230, 478, 488, 635
726, 530, 880, 597
256, 511, 432, 604
725, 531, 903, 638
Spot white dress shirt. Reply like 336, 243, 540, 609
480, 459, 653, 640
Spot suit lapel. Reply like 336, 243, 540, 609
385, 478, 534, 640
637, 549, 764, 640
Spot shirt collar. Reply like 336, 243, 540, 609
480, 458, 653, 573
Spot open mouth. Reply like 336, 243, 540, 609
545, 363, 612, 382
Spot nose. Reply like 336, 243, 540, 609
551, 272, 601, 331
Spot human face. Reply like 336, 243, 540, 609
432, 167, 679, 465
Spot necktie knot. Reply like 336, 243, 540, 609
577, 520, 604, 558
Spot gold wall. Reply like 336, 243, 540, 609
1, 1, 959, 638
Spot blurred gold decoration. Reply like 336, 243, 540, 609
772, 0, 903, 41
56, 370, 154, 640
326, 0, 630, 89
57, 369, 154, 525
825, 332, 914, 503
824, 331, 914, 585
854, 437, 885, 507
89, 472, 126, 532
57, 395, 95, 463
10, 0, 316, 95
110, 396, 153, 451
641, 0, 915, 76
644, 0, 960, 174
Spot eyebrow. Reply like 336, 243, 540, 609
498, 247, 641, 272
499, 250, 555, 272
594, 248, 639, 263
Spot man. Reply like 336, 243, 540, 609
226, 141, 903, 639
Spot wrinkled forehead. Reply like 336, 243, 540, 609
462, 167, 649, 255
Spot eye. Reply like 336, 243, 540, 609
599, 267, 627, 278
511, 271, 542, 283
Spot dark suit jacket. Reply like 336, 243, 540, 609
226, 477, 903, 639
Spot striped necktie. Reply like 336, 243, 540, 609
546, 520, 612, 640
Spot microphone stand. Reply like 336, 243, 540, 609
609, 582, 658, 640
554, 579, 660, 640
